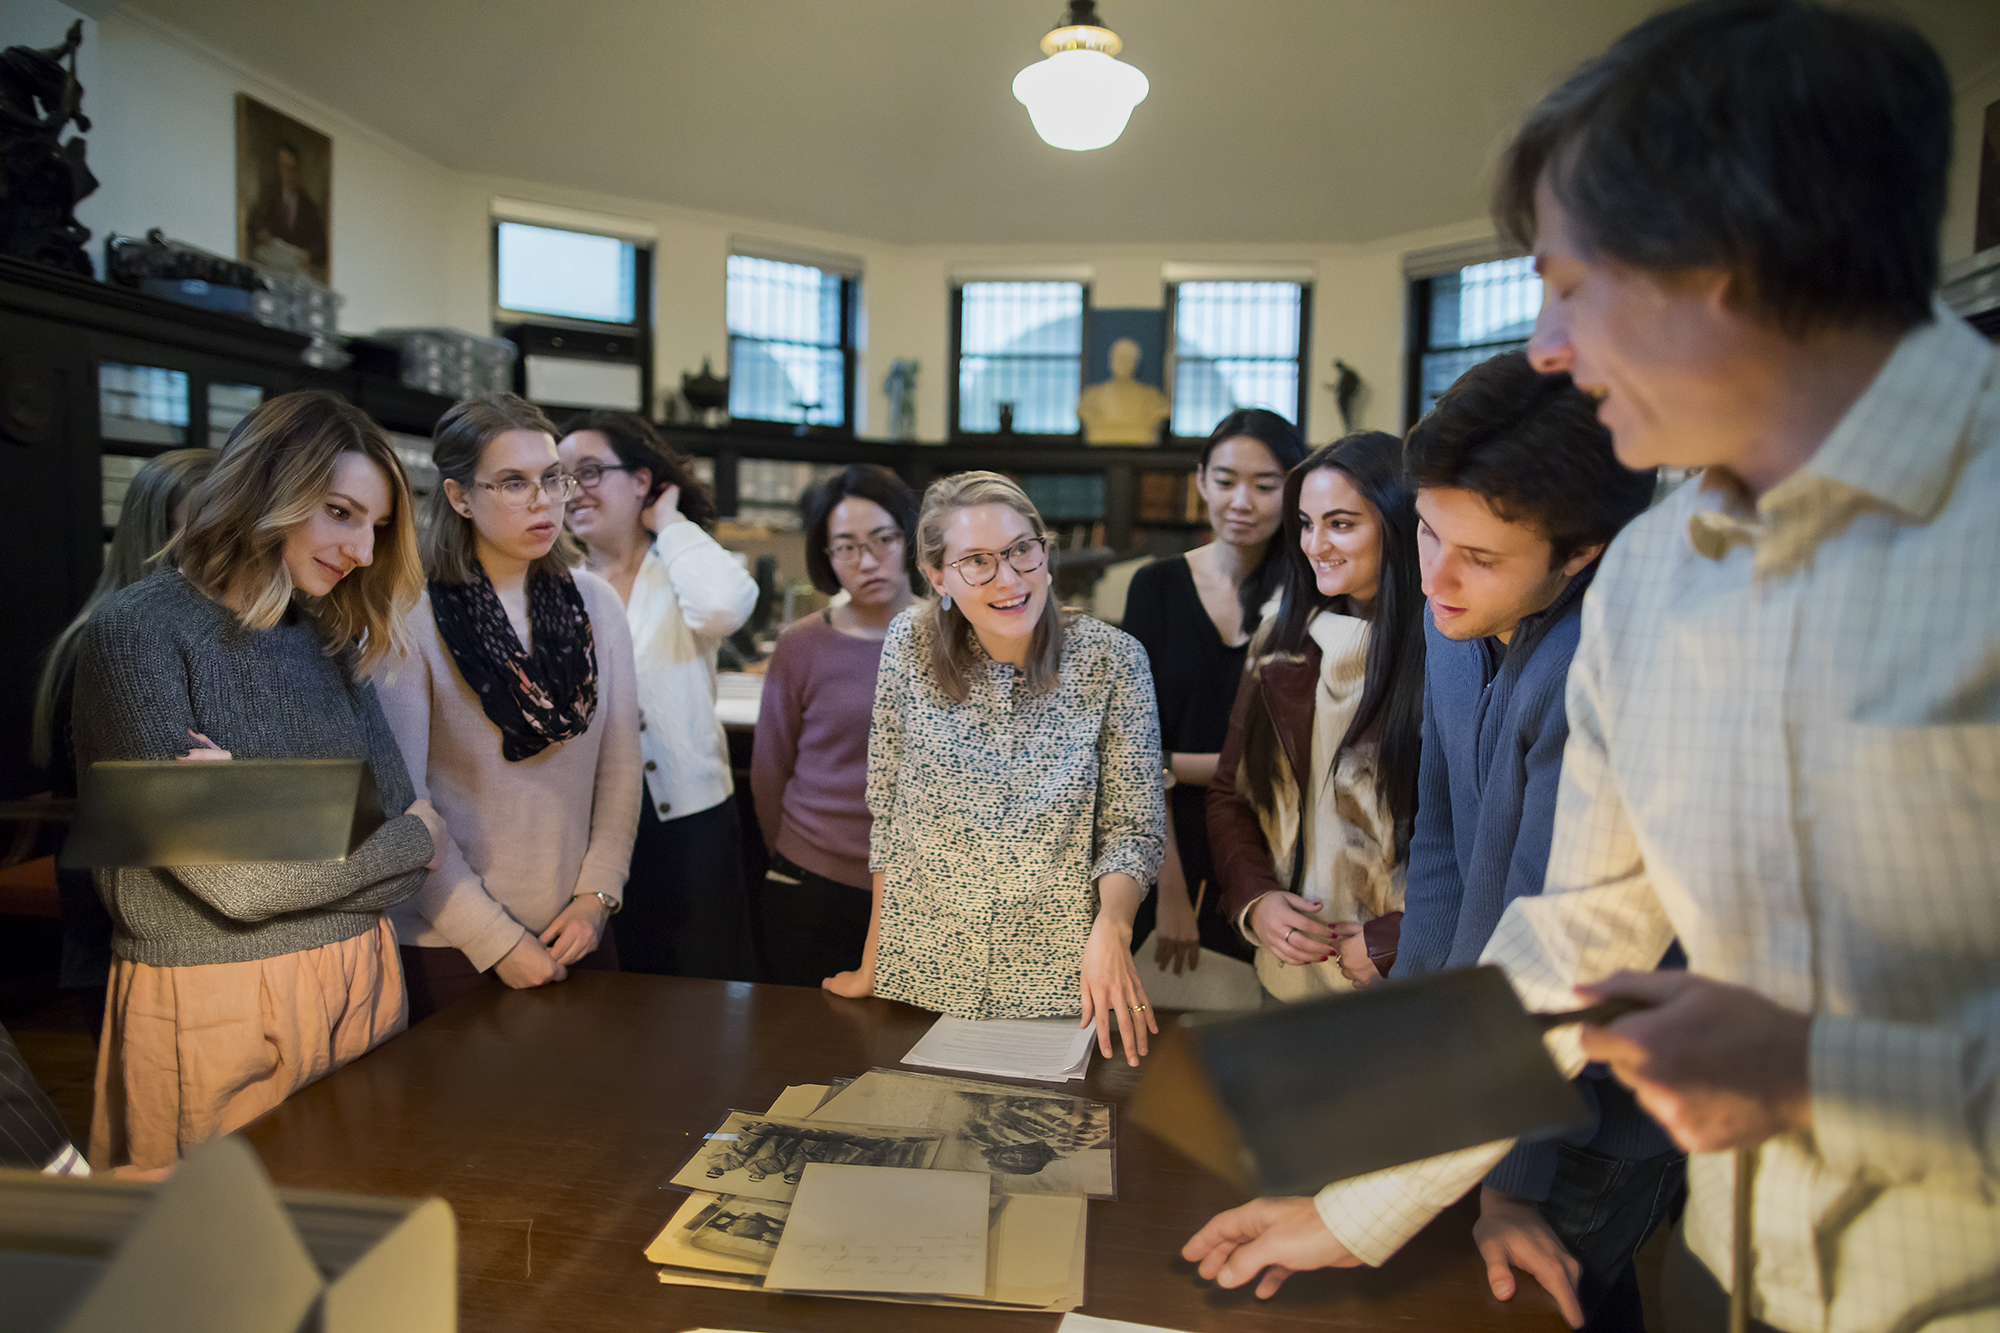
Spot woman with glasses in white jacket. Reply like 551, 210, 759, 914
558, 412, 760, 980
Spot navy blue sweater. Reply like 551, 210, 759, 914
1397, 567, 1675, 1199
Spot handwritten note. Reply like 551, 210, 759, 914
761, 1163, 989, 1297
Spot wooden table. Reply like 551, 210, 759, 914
242, 973, 1567, 1331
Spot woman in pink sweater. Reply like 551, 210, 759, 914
750, 465, 919, 985
379, 394, 640, 1022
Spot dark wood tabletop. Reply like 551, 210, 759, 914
241, 972, 1567, 1331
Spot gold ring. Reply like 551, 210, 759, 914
1131, 1004, 1148, 1012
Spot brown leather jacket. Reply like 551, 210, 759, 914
1207, 638, 1401, 974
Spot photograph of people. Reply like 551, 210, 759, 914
823, 471, 1167, 1066
380, 393, 639, 1023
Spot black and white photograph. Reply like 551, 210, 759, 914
681, 1194, 789, 1264
813, 1070, 1115, 1199
669, 1113, 945, 1204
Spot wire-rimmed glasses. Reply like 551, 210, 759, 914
828, 529, 906, 565
474, 468, 578, 510
946, 536, 1048, 586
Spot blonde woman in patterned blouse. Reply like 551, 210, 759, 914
823, 472, 1167, 1066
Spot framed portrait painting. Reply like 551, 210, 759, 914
235, 93, 332, 285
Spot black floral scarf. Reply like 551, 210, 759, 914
429, 566, 598, 762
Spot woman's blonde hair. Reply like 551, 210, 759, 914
32, 447, 216, 769
422, 392, 579, 584
916, 471, 1063, 701
169, 390, 423, 674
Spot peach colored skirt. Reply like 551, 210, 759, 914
90, 917, 406, 1171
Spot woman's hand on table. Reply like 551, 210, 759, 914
1248, 892, 1333, 967
494, 931, 568, 989
1182, 1195, 1362, 1299
1330, 920, 1378, 987
822, 963, 875, 998
1474, 1186, 1584, 1328
1081, 909, 1154, 1067
177, 729, 231, 761
540, 893, 608, 965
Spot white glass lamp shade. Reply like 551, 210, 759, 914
1012, 49, 1149, 152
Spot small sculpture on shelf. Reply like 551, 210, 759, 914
997, 402, 1016, 436
681, 356, 730, 428
883, 358, 919, 440
0, 20, 98, 275
1329, 358, 1365, 432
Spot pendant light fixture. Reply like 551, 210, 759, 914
1011, 0, 1149, 152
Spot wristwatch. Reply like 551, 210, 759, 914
580, 890, 621, 915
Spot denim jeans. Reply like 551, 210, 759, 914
1539, 1141, 1688, 1331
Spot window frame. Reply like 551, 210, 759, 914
1403, 255, 1540, 428
948, 279, 1091, 442
490, 219, 653, 335
724, 255, 858, 435
1164, 280, 1311, 443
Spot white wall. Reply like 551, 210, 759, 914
9, 2, 1994, 452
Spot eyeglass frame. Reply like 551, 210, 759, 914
944, 535, 1049, 587
471, 468, 578, 510
827, 528, 908, 565
568, 461, 633, 490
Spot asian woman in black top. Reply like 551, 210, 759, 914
1120, 409, 1307, 971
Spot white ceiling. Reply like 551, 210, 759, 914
138, 0, 2000, 246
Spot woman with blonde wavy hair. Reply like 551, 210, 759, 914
71, 389, 444, 1174
823, 471, 1166, 1067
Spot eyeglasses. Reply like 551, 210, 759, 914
947, 536, 1048, 587
474, 469, 577, 510
569, 462, 631, 490
828, 530, 905, 565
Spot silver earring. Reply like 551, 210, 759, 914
941, 593, 952, 612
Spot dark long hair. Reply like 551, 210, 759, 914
1199, 408, 1309, 638
1239, 431, 1425, 860
562, 410, 718, 530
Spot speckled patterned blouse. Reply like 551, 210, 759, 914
866, 606, 1167, 1019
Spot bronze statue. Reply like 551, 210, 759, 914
1330, 359, 1364, 432
0, 20, 97, 275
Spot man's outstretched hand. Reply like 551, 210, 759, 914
1181, 1196, 1362, 1299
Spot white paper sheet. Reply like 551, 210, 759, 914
1058, 1316, 1193, 1333
902, 1016, 1095, 1081
762, 1163, 989, 1298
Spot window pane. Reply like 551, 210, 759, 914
1170, 282, 1304, 437
1417, 347, 1511, 418
955, 282, 1084, 434
727, 256, 848, 425
727, 256, 844, 347
99, 362, 188, 446
1172, 358, 1299, 439
1427, 257, 1540, 351
1173, 283, 1301, 359
208, 382, 263, 448
496, 221, 637, 324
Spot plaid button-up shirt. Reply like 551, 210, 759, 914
1315, 303, 2000, 1333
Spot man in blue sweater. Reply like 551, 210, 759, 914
1399, 350, 1669, 1331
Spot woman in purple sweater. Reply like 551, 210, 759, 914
750, 465, 919, 986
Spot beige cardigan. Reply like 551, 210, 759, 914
379, 569, 641, 971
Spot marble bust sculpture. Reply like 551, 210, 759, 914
1078, 337, 1170, 446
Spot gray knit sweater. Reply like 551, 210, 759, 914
71, 569, 434, 967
